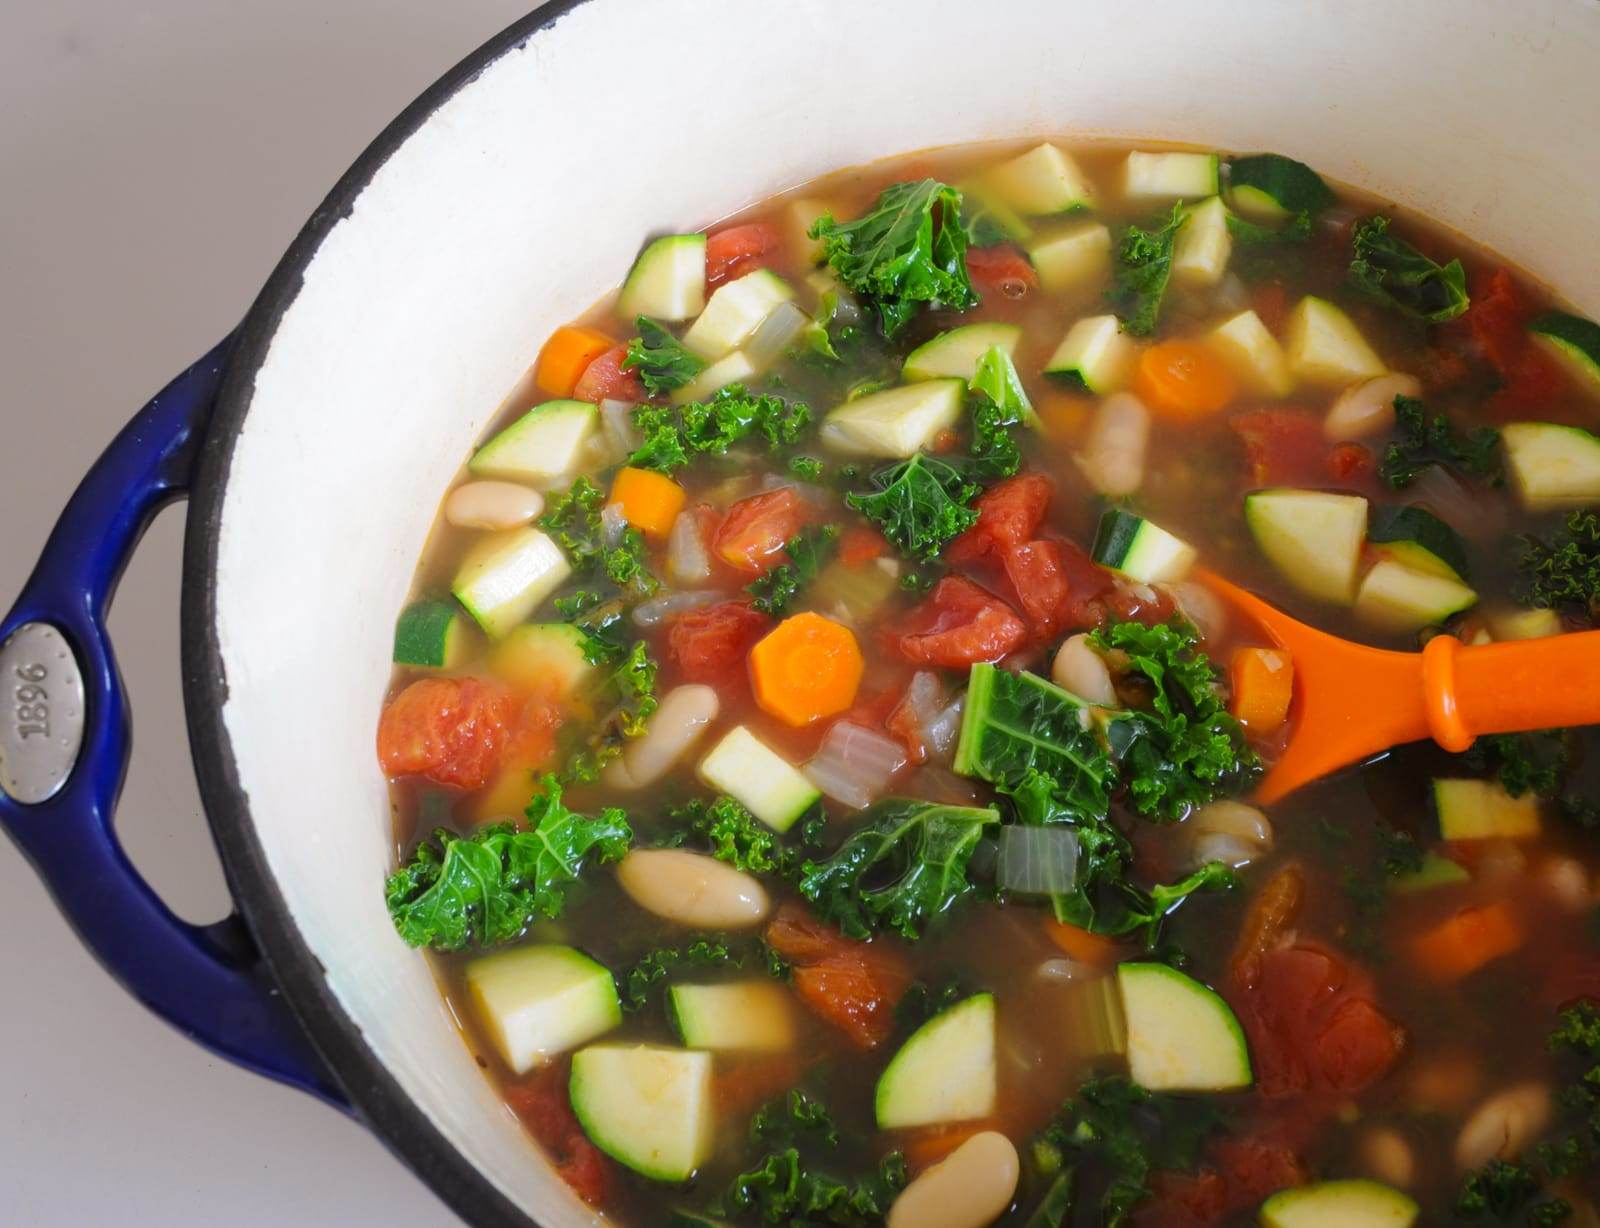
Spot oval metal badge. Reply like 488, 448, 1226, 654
0, 623, 86, 805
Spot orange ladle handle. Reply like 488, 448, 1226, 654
1196, 569, 1600, 802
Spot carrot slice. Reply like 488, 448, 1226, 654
1134, 340, 1238, 419
749, 612, 863, 726
1409, 904, 1524, 983
609, 466, 686, 541
535, 325, 616, 399
1230, 647, 1295, 733
1043, 918, 1123, 966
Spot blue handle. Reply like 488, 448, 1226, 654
0, 340, 346, 1108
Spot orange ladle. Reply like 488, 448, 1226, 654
1196, 568, 1600, 803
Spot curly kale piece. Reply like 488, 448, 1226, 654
564, 640, 659, 783
1350, 214, 1470, 322
845, 453, 980, 563
1462, 730, 1570, 800
747, 524, 840, 617
538, 476, 658, 599
1456, 1160, 1570, 1224
667, 795, 823, 877
629, 384, 812, 474
1518, 511, 1600, 623
1105, 203, 1185, 336
622, 315, 705, 395
617, 938, 737, 1012
964, 344, 1029, 480
1379, 396, 1502, 488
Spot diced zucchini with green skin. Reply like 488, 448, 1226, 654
1391, 851, 1471, 894
1207, 309, 1293, 396
671, 350, 758, 406
875, 993, 996, 1129
1259, 1179, 1419, 1228
1367, 505, 1470, 581
1225, 154, 1336, 223
903, 323, 1023, 383
619, 234, 707, 322
1044, 315, 1136, 394
1285, 296, 1386, 387
1027, 221, 1112, 295
1244, 489, 1369, 605
1123, 151, 1220, 201
1501, 421, 1600, 510
1529, 310, 1600, 392
393, 599, 472, 669
465, 945, 621, 1075
569, 1044, 713, 1181
1091, 510, 1198, 584
1117, 963, 1252, 1092
820, 379, 966, 457
1484, 606, 1562, 640
451, 527, 572, 638
1171, 197, 1233, 288
984, 142, 1096, 215
489, 622, 599, 696
668, 981, 796, 1052
469, 400, 599, 485
1435, 778, 1541, 841
697, 725, 820, 832
958, 178, 1035, 242
1353, 558, 1477, 632
682, 269, 794, 359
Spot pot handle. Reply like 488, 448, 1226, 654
0, 339, 346, 1108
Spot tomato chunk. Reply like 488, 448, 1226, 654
705, 222, 783, 289
1143, 1136, 1305, 1227
892, 575, 1027, 668
572, 342, 644, 404
944, 474, 1053, 564
666, 601, 770, 682
765, 903, 912, 1048
1231, 408, 1329, 487
505, 1063, 611, 1208
713, 488, 807, 574
965, 244, 1038, 298
1001, 539, 1071, 638
377, 676, 514, 791
1459, 268, 1571, 413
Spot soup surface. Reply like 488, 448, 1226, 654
376, 139, 1600, 1227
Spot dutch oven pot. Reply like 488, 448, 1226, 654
3, 1, 1598, 1223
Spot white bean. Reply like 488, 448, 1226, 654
1076, 393, 1150, 497
1539, 856, 1592, 913
1165, 580, 1228, 644
1187, 801, 1273, 868
1052, 633, 1117, 705
1455, 1082, 1551, 1171
887, 1131, 1020, 1228
616, 849, 770, 928
1323, 372, 1422, 441
444, 480, 544, 530
1360, 1126, 1416, 1189
603, 685, 718, 790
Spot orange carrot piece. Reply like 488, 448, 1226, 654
1134, 340, 1238, 419
1043, 918, 1122, 966
1230, 647, 1295, 733
534, 325, 616, 399
749, 612, 864, 727
1410, 904, 1524, 983
609, 466, 686, 541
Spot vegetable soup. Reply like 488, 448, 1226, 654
376, 140, 1600, 1227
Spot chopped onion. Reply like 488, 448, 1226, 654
1409, 464, 1507, 542
1035, 957, 1094, 984
632, 589, 725, 627
924, 694, 965, 760
1164, 580, 1227, 644
601, 502, 627, 549
997, 826, 1080, 896
667, 509, 711, 584
804, 721, 907, 809
758, 469, 828, 506
903, 671, 944, 739
1213, 272, 1250, 313
745, 301, 812, 370
600, 398, 641, 455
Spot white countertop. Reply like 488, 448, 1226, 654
0, 4, 534, 1221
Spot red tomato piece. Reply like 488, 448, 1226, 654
1459, 268, 1572, 413
944, 474, 1054, 564
1143, 1137, 1305, 1227
1001, 539, 1071, 638
1327, 442, 1373, 481
1231, 408, 1329, 487
713, 488, 807, 574
765, 904, 912, 1049
965, 244, 1039, 298
838, 526, 888, 567
666, 601, 771, 682
376, 676, 513, 791
892, 576, 1028, 669
505, 1064, 611, 1208
705, 222, 783, 289
571, 343, 644, 404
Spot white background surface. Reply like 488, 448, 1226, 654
0, 3, 532, 1222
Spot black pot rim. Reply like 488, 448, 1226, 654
180, 4, 596, 1225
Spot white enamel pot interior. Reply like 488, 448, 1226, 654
184, 0, 1600, 1224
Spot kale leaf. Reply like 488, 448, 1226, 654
1378, 396, 1502, 489
385, 776, 631, 950
748, 524, 840, 616
564, 640, 659, 783
1462, 730, 1569, 799
751, 1090, 841, 1149
553, 589, 629, 664
629, 384, 812, 474
538, 477, 658, 599
797, 798, 999, 939
621, 315, 706, 395
1105, 203, 1185, 336
1518, 511, 1600, 622
617, 938, 737, 1012
1350, 214, 1470, 322
811, 179, 979, 339
965, 344, 1029, 480
1456, 1160, 1569, 1224
668, 794, 823, 876
845, 453, 980, 562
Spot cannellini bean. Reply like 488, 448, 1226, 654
444, 480, 544, 529
1052, 633, 1117, 705
615, 849, 770, 928
1076, 393, 1150, 497
1360, 1126, 1416, 1189
1455, 1082, 1551, 1171
1187, 801, 1273, 868
1539, 856, 1592, 912
886, 1131, 1020, 1228
1165, 580, 1228, 644
603, 685, 718, 789
1323, 372, 1422, 441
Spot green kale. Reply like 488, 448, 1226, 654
565, 640, 659, 782
1350, 214, 1470, 322
621, 315, 706, 395
965, 344, 1029, 480
1462, 730, 1570, 799
811, 179, 979, 339
553, 590, 628, 664
722, 1149, 907, 1227
1379, 396, 1502, 488
1105, 203, 1186, 336
788, 455, 826, 482
1226, 154, 1336, 218
1091, 619, 1261, 821
617, 938, 738, 1012
629, 384, 812, 474
845, 453, 980, 563
797, 798, 1000, 939
1517, 511, 1600, 622
747, 524, 841, 616
751, 1090, 841, 1149
538, 477, 658, 599
668, 795, 823, 877
1456, 1160, 1571, 1224
385, 776, 631, 950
